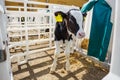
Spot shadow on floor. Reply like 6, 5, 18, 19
12, 50, 108, 80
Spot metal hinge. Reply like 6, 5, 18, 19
0, 41, 7, 62
0, 48, 6, 62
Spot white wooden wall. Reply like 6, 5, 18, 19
103, 0, 120, 79
0, 0, 13, 80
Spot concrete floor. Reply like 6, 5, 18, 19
11, 49, 109, 80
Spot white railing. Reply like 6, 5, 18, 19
6, 0, 55, 65
7, 12, 55, 64
5, 0, 79, 65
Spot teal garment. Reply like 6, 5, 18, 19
81, 0, 112, 61
81, 0, 97, 13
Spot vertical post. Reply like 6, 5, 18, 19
49, 7, 52, 48
84, 9, 93, 39
24, 0, 29, 64
18, 0, 28, 65
0, 0, 13, 80
103, 0, 120, 79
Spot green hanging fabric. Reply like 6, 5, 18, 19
81, 0, 97, 13
81, 0, 112, 61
